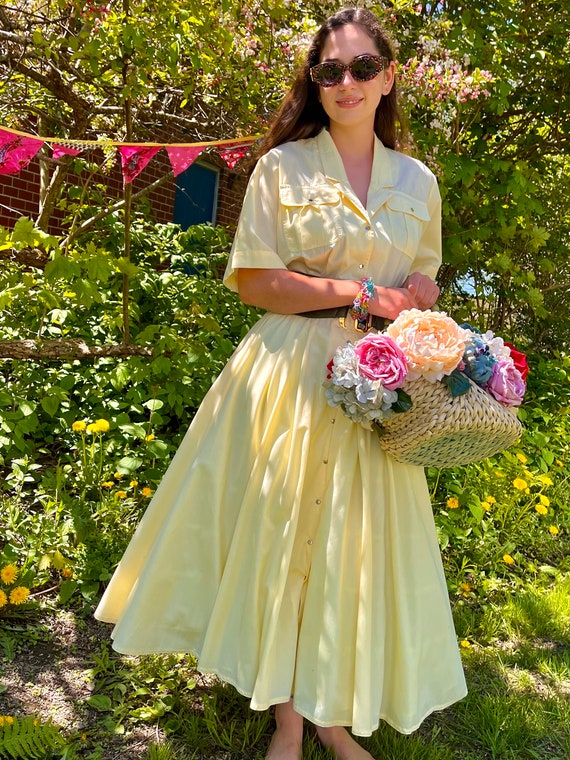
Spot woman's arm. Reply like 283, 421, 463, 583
237, 268, 420, 320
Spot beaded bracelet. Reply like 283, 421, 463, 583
351, 277, 374, 324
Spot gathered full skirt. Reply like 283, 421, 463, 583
95, 313, 467, 736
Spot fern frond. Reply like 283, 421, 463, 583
0, 715, 66, 759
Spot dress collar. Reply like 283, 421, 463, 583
315, 128, 394, 192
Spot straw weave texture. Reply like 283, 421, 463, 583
376, 376, 522, 468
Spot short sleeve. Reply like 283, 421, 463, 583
411, 175, 442, 280
223, 151, 288, 293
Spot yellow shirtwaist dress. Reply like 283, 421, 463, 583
95, 128, 468, 737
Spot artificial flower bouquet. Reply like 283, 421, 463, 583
324, 309, 527, 467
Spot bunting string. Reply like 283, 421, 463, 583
0, 125, 260, 183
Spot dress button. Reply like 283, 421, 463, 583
365, 225, 371, 231
323, 459, 328, 464
307, 539, 313, 545
316, 499, 321, 505
359, 263, 365, 269
330, 419, 336, 424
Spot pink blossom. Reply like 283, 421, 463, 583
486, 358, 526, 407
353, 334, 408, 390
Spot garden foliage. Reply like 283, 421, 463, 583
0, 1, 568, 758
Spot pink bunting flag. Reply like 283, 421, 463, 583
0, 127, 43, 175
118, 145, 161, 183
217, 144, 250, 170
52, 144, 83, 159
166, 145, 204, 176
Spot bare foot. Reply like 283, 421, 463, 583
265, 700, 303, 760
316, 725, 375, 760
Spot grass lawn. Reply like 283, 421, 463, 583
1, 572, 568, 759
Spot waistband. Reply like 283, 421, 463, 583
296, 307, 389, 332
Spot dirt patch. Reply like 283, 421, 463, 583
0, 607, 166, 758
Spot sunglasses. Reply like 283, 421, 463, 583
309, 54, 389, 88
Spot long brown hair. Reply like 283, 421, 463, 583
254, 8, 403, 163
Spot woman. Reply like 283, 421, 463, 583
95, 8, 467, 759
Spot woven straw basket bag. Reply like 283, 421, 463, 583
375, 375, 523, 468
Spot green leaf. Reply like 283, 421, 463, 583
392, 389, 412, 413
442, 370, 471, 397
86, 694, 113, 711
115, 257, 139, 277
144, 399, 164, 411
116, 456, 143, 473
58, 579, 78, 605
40, 395, 60, 416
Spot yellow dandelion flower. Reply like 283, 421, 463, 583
0, 590, 8, 608
446, 497, 459, 509
86, 422, 98, 434
537, 475, 553, 487
539, 495, 550, 507
548, 525, 559, 535
129, 480, 138, 488
523, 470, 533, 481
116, 490, 128, 499
9, 586, 30, 605
101, 481, 114, 488
72, 420, 87, 432
93, 419, 110, 433
0, 716, 14, 725
556, 460, 563, 467
460, 583, 471, 596
481, 501, 491, 511
486, 495, 497, 504
535, 504, 548, 515
145, 433, 155, 442
460, 640, 471, 648
503, 554, 515, 565
513, 478, 527, 490
0, 564, 18, 585
114, 472, 124, 480
141, 487, 153, 497
516, 452, 528, 464
81, 732, 87, 740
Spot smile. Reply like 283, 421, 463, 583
336, 98, 363, 106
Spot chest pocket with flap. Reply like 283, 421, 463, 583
380, 195, 430, 258
280, 184, 343, 253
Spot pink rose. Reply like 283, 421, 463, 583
486, 357, 526, 406
353, 334, 408, 390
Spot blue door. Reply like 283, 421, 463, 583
173, 161, 219, 229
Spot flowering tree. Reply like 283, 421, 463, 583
392, 0, 570, 348
0, 0, 569, 350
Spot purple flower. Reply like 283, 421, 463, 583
353, 334, 408, 390
486, 358, 526, 407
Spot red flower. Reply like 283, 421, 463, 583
505, 343, 529, 381
326, 358, 334, 379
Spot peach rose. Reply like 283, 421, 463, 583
386, 309, 467, 382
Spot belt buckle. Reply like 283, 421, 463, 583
339, 309, 372, 332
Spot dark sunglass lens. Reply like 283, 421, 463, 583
351, 57, 381, 81
317, 63, 343, 87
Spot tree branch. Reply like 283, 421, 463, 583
0, 339, 153, 360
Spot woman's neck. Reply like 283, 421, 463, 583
328, 123, 375, 163
328, 125, 375, 207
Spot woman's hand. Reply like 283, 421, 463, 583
403, 272, 440, 310
369, 286, 419, 321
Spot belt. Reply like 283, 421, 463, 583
296, 307, 389, 333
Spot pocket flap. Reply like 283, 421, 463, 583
386, 195, 430, 221
280, 185, 340, 207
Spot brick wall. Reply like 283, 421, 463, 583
0, 148, 247, 236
